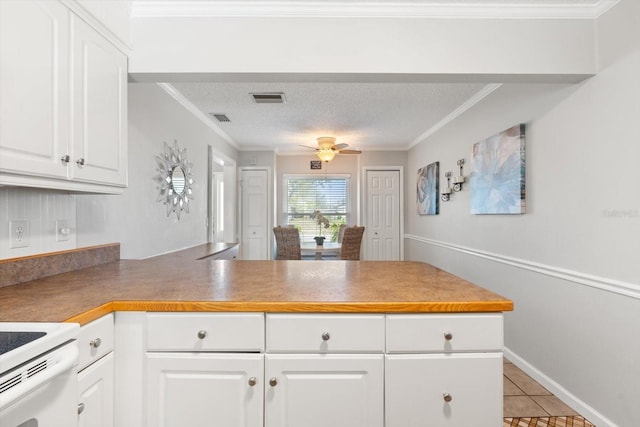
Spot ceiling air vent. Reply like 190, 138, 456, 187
210, 113, 230, 122
250, 92, 285, 104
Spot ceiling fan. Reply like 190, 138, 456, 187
301, 137, 362, 162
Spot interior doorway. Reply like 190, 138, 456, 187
208, 145, 236, 244
239, 167, 271, 260
363, 167, 403, 260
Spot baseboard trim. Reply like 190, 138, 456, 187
504, 347, 617, 427
405, 235, 640, 301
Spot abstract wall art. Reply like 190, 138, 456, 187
470, 124, 526, 214
417, 161, 439, 215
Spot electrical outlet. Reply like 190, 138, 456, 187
56, 220, 71, 242
9, 220, 30, 248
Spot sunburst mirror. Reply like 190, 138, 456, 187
153, 140, 194, 219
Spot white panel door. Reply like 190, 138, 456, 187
365, 170, 400, 260
241, 169, 268, 259
146, 353, 264, 427
71, 14, 127, 186
78, 353, 114, 427
386, 353, 503, 427
0, 0, 70, 178
265, 354, 384, 427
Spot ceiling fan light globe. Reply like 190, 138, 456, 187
316, 149, 336, 162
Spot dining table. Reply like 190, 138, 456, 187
300, 242, 341, 260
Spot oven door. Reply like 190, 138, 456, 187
0, 341, 78, 427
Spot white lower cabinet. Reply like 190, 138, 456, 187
385, 314, 504, 427
114, 312, 504, 427
146, 353, 264, 427
77, 314, 115, 427
386, 353, 503, 427
78, 353, 115, 427
265, 354, 384, 427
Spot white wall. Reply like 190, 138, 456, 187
76, 83, 238, 259
129, 15, 595, 80
405, 3, 640, 424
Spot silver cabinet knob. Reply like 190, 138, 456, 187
443, 393, 452, 403
61, 155, 70, 164
269, 377, 278, 387
89, 338, 102, 348
197, 330, 208, 339
444, 331, 453, 341
248, 377, 257, 387
321, 332, 330, 341
77, 402, 85, 414
76, 158, 86, 166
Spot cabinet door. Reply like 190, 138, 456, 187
71, 14, 127, 186
265, 354, 384, 427
0, 0, 70, 178
146, 353, 264, 427
78, 352, 114, 427
386, 353, 502, 427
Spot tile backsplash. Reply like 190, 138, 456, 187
0, 187, 77, 259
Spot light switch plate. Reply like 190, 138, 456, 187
9, 220, 30, 248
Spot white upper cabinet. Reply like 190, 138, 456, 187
0, 0, 128, 193
71, 13, 127, 187
0, 1, 71, 179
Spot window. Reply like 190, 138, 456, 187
284, 175, 350, 242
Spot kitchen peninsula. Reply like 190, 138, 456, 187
0, 245, 512, 427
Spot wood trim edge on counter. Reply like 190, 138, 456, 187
65, 300, 513, 325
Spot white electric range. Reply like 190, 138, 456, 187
0, 322, 79, 427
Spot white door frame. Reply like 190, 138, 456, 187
208, 145, 237, 244
361, 166, 404, 260
239, 166, 273, 260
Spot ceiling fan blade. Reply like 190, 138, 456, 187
333, 143, 349, 150
338, 149, 362, 154
299, 144, 319, 151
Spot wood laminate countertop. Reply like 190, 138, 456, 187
0, 247, 512, 325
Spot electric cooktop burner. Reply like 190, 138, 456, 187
0, 331, 47, 356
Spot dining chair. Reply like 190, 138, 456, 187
338, 226, 365, 260
273, 226, 302, 260
337, 224, 347, 243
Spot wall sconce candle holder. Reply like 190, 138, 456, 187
441, 172, 452, 202
452, 159, 466, 192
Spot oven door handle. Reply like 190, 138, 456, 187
0, 343, 79, 410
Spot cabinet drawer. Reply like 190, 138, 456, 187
386, 353, 503, 426
386, 314, 503, 353
78, 313, 114, 371
266, 314, 385, 353
146, 313, 264, 352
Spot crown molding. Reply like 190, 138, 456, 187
156, 83, 239, 149
132, 1, 620, 19
409, 83, 502, 148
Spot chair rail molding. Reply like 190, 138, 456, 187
405, 234, 640, 300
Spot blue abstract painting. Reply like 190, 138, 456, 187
417, 161, 439, 215
470, 124, 525, 214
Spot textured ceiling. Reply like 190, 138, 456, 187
171, 81, 487, 152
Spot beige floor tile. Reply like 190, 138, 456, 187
504, 376, 526, 396
531, 395, 579, 416
503, 396, 549, 418
503, 363, 552, 396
